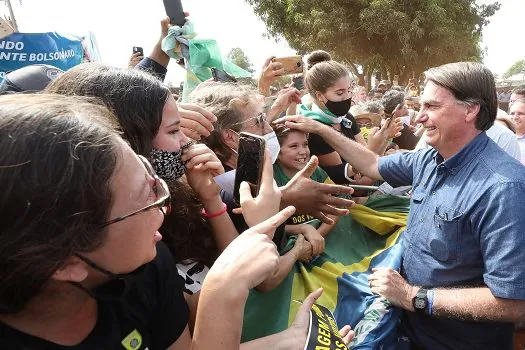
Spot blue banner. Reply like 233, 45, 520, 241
0, 32, 84, 81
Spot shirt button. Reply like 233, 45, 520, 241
419, 218, 424, 222
432, 191, 436, 195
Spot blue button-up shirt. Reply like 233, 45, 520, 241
379, 132, 525, 349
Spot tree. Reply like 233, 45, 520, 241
503, 60, 525, 79
245, 0, 499, 88
227, 47, 255, 73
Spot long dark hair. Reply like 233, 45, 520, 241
0, 94, 119, 313
47, 64, 217, 266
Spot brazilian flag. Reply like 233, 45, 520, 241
242, 167, 411, 349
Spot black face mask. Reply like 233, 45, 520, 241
325, 97, 352, 117
72, 254, 146, 302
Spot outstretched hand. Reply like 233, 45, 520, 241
207, 206, 297, 290
281, 155, 355, 224
233, 151, 281, 232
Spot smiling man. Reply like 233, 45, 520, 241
275, 62, 525, 349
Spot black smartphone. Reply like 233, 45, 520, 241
233, 132, 266, 206
292, 75, 304, 90
211, 68, 238, 83
163, 0, 186, 27
133, 46, 144, 56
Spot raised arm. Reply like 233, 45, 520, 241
275, 115, 383, 180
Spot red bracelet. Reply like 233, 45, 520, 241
201, 202, 228, 219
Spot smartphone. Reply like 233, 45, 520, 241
211, 68, 238, 83
163, 0, 186, 27
132, 46, 144, 56
233, 132, 266, 206
292, 75, 305, 90
273, 56, 304, 75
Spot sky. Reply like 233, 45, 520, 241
4, 0, 525, 84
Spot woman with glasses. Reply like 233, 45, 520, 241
46, 64, 276, 279
189, 83, 279, 172
0, 94, 356, 349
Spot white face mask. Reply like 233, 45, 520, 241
263, 131, 280, 164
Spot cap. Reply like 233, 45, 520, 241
0, 64, 64, 93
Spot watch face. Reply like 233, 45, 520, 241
415, 298, 426, 309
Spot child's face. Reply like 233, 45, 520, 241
277, 131, 310, 172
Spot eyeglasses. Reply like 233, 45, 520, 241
232, 113, 268, 130
101, 155, 171, 227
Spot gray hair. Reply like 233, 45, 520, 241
424, 62, 497, 131
381, 90, 405, 115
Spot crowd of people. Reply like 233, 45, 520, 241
1, 14, 525, 350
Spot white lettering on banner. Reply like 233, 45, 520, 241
0, 41, 24, 50
28, 49, 75, 62
0, 52, 27, 61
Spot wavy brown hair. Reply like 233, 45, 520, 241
46, 63, 217, 266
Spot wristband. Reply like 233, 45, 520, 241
201, 202, 227, 219
426, 289, 435, 315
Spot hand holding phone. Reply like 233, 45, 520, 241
292, 75, 305, 90
272, 56, 304, 75
235, 148, 282, 232
132, 46, 144, 56
234, 132, 266, 206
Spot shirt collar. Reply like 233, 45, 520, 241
433, 132, 489, 175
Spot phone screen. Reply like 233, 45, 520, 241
233, 132, 266, 206
133, 46, 144, 56
163, 0, 186, 27
211, 68, 238, 83
292, 76, 304, 90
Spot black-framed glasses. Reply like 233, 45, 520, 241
101, 155, 171, 227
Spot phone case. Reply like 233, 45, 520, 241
163, 0, 186, 27
273, 56, 304, 75
233, 133, 266, 205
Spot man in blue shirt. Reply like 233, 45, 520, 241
275, 62, 525, 349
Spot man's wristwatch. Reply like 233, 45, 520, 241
412, 287, 429, 313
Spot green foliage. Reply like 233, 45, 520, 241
503, 60, 525, 79
245, 0, 500, 87
227, 47, 255, 73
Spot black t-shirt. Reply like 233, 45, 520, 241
0, 242, 189, 350
308, 114, 361, 157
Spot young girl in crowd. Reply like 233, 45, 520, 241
0, 93, 354, 349
299, 52, 402, 184
273, 125, 339, 257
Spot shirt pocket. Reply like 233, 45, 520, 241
430, 207, 463, 262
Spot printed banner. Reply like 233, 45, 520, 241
304, 302, 348, 350
0, 32, 99, 82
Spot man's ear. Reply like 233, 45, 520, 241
465, 103, 481, 124
221, 129, 239, 150
51, 256, 89, 283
